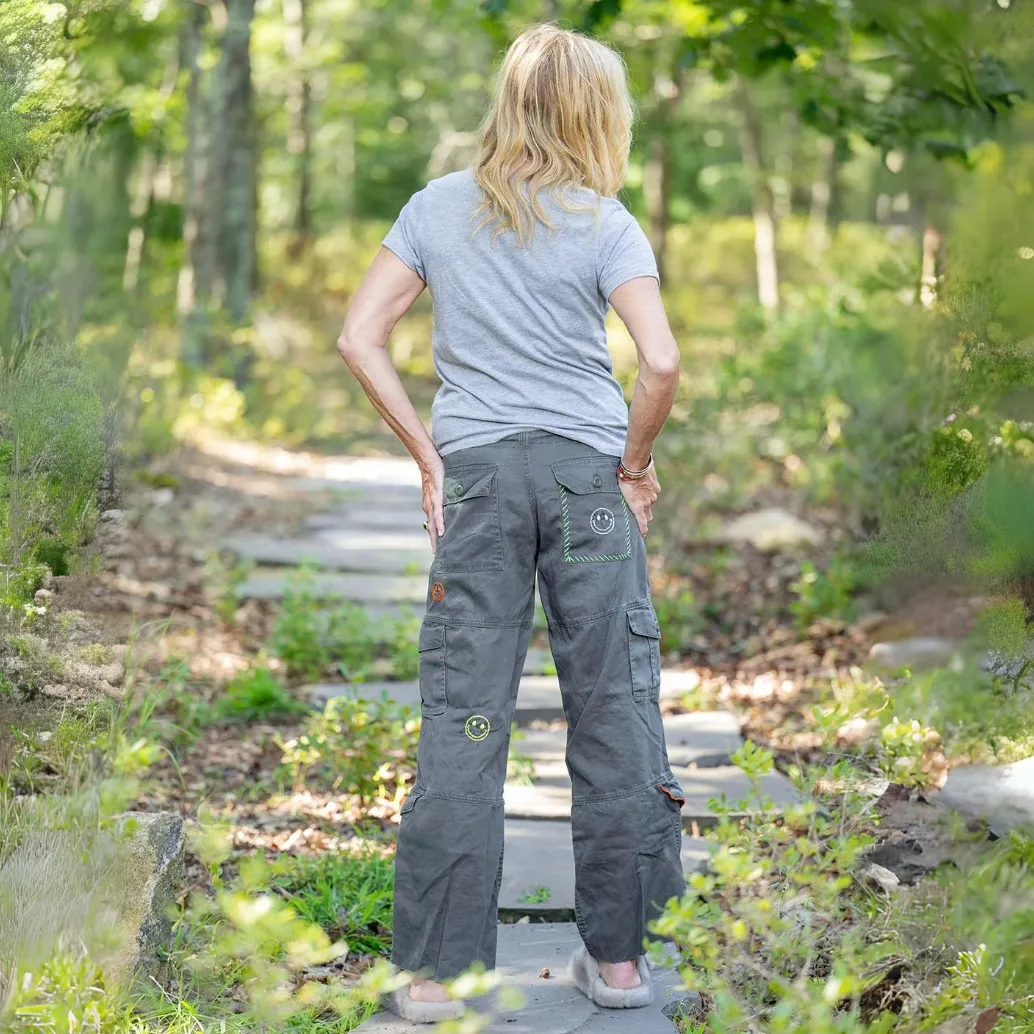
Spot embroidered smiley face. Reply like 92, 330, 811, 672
464, 714, 491, 741
590, 507, 615, 535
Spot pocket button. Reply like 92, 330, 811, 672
592, 473, 603, 488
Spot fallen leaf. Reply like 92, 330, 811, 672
975, 1007, 999, 1034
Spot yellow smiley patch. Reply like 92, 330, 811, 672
464, 714, 491, 741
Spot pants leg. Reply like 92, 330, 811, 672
392, 439, 537, 981
531, 434, 686, 962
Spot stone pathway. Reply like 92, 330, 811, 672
223, 459, 800, 1031
360, 924, 695, 1034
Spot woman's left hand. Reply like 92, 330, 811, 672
421, 455, 446, 551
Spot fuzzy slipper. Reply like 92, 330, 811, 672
569, 945, 653, 1009
384, 987, 465, 1024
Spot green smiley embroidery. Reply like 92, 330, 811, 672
464, 715, 491, 741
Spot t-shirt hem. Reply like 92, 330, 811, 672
437, 425, 627, 458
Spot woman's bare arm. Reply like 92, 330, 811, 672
337, 247, 445, 547
609, 276, 680, 534
610, 276, 681, 469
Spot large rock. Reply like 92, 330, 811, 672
867, 637, 962, 675
0, 812, 184, 989
103, 812, 185, 986
927, 756, 1034, 836
714, 508, 822, 551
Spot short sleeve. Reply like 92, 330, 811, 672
382, 191, 426, 280
597, 204, 659, 301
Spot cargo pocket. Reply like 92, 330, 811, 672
418, 624, 447, 716
439, 464, 503, 572
550, 458, 632, 564
636, 779, 687, 924
627, 607, 661, 702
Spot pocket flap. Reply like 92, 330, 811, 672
551, 461, 618, 495
627, 607, 660, 640
443, 467, 496, 505
658, 778, 686, 808
418, 624, 445, 652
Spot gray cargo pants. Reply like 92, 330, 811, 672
393, 431, 686, 980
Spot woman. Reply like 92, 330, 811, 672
338, 23, 684, 1023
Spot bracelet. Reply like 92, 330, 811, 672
617, 455, 654, 482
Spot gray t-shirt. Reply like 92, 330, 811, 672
382, 169, 658, 457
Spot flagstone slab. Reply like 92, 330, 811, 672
312, 528, 432, 552
355, 922, 686, 1034
504, 762, 797, 825
927, 755, 1034, 836
290, 478, 423, 500
287, 455, 422, 488
309, 669, 700, 722
239, 570, 426, 602
516, 712, 741, 770
499, 819, 711, 915
223, 534, 432, 575
301, 505, 427, 534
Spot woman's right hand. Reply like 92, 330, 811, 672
421, 455, 446, 551
619, 467, 660, 537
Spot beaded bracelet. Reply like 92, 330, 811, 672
617, 455, 654, 482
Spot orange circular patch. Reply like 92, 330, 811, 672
431, 581, 445, 602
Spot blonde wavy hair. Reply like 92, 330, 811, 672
473, 24, 634, 244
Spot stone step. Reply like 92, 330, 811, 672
308, 669, 700, 723
301, 505, 427, 534
504, 762, 797, 826
926, 755, 1034, 837
223, 533, 432, 575
356, 922, 689, 1034
239, 570, 426, 602
515, 712, 741, 770
284, 454, 421, 489
290, 478, 422, 501
500, 819, 710, 915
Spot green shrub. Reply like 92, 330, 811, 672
271, 574, 379, 682
385, 610, 420, 681
1, 953, 121, 1033
279, 693, 419, 805
653, 588, 707, 653
30, 538, 70, 577
788, 558, 858, 631
211, 667, 308, 724
654, 742, 894, 1034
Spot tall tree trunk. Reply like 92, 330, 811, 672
735, 80, 779, 315
643, 132, 669, 283
808, 135, 838, 253
284, 0, 312, 241
194, 0, 256, 323
643, 60, 682, 284
178, 0, 206, 365
214, 0, 257, 322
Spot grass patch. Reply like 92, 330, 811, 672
210, 667, 309, 724
270, 848, 394, 957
